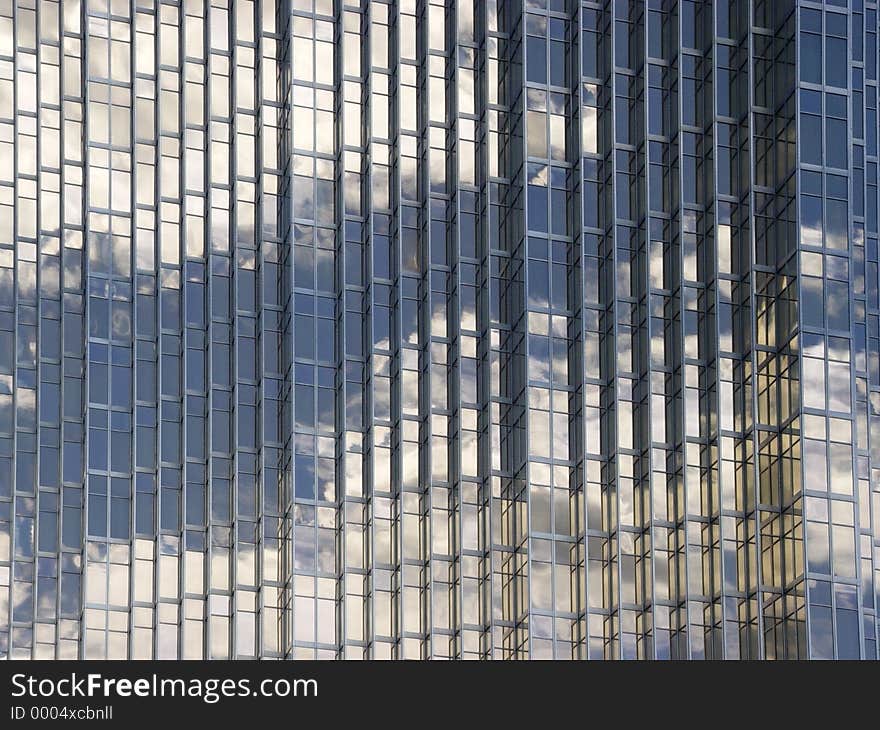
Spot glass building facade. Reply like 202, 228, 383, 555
0, 0, 878, 661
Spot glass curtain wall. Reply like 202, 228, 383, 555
0, 0, 877, 661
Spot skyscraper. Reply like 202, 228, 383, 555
0, 0, 876, 661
